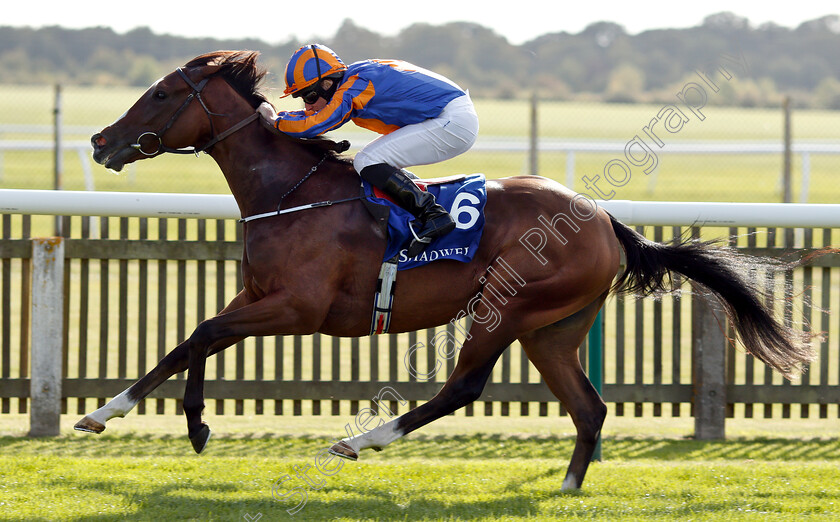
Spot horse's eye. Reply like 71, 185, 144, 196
154, 90, 167, 100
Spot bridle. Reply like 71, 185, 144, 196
131, 67, 259, 156
129, 66, 360, 224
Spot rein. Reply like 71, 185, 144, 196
131, 68, 258, 157
239, 153, 362, 223
132, 67, 359, 224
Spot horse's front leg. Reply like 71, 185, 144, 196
74, 290, 251, 435
183, 328, 212, 453
181, 293, 315, 453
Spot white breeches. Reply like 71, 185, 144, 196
353, 94, 479, 173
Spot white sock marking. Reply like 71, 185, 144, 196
342, 419, 403, 453
86, 390, 137, 425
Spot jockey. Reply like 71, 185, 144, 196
258, 44, 479, 256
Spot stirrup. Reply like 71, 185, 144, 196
407, 237, 432, 258
406, 222, 433, 257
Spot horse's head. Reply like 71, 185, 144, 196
91, 51, 267, 172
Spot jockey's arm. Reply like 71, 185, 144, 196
261, 76, 373, 139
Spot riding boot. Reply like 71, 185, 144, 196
360, 163, 456, 256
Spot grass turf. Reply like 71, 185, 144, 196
1, 415, 839, 520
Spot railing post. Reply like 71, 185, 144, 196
529, 92, 538, 176
29, 237, 64, 437
588, 309, 604, 461
54, 84, 64, 236
782, 96, 792, 204
691, 291, 726, 440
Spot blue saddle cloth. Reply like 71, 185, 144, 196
362, 173, 487, 270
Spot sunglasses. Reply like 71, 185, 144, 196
299, 89, 321, 105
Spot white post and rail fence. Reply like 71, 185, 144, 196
1, 189, 839, 439
3, 133, 839, 204
2, 91, 838, 202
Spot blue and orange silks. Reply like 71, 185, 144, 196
283, 44, 347, 95
273, 60, 466, 137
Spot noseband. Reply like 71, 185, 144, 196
131, 67, 258, 156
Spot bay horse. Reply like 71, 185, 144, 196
79, 50, 816, 491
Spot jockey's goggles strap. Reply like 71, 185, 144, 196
321, 73, 342, 99
298, 71, 343, 102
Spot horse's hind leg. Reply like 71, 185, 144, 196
519, 293, 608, 491
330, 301, 517, 459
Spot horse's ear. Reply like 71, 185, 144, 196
195, 63, 223, 78
189, 55, 227, 79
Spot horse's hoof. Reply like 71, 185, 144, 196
74, 416, 105, 434
328, 441, 358, 461
189, 424, 211, 454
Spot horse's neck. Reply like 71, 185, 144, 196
209, 128, 355, 217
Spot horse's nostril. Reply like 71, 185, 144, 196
92, 134, 107, 148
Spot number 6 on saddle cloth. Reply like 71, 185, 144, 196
363, 173, 487, 269
362, 173, 487, 335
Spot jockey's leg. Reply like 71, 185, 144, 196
360, 163, 454, 256
354, 94, 478, 256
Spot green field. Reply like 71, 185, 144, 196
1, 415, 839, 521
2, 85, 839, 203
2, 85, 840, 521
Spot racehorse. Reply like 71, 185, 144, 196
79, 50, 818, 491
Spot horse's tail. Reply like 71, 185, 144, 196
607, 213, 818, 379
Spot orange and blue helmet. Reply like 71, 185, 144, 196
283, 44, 347, 97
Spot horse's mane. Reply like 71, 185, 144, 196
184, 50, 352, 160
185, 50, 268, 107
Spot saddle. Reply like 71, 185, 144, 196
360, 173, 487, 334
361, 173, 487, 270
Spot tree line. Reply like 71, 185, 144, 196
2, 12, 840, 108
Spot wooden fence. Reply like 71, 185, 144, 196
1, 210, 840, 438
